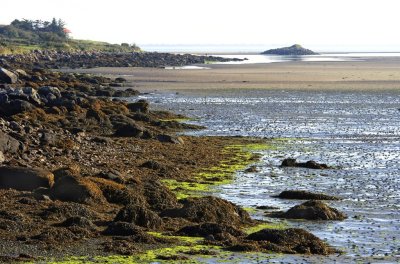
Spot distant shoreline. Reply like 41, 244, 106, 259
67, 57, 400, 92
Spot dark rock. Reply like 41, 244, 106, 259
127, 99, 149, 113
1, 100, 36, 116
157, 134, 184, 144
103, 221, 143, 236
57, 216, 96, 230
176, 222, 245, 238
143, 180, 178, 211
0, 131, 21, 154
0, 166, 54, 191
140, 160, 165, 170
114, 123, 144, 137
0, 67, 18, 84
114, 204, 163, 229
273, 190, 340, 200
271, 200, 346, 220
50, 175, 103, 203
161, 196, 252, 226
91, 136, 112, 144
96, 170, 125, 183
244, 166, 258, 173
261, 44, 318, 55
115, 77, 127, 83
281, 158, 330, 169
246, 228, 333, 254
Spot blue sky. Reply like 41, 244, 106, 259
2, 0, 400, 51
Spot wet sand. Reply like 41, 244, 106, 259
67, 57, 400, 92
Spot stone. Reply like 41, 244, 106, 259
0, 68, 18, 84
246, 228, 333, 254
272, 200, 347, 220
176, 222, 245, 238
0, 131, 21, 154
0, 166, 54, 191
114, 204, 163, 229
281, 158, 329, 169
273, 190, 340, 200
156, 134, 184, 144
114, 123, 144, 137
50, 175, 103, 203
127, 99, 149, 113
161, 196, 252, 226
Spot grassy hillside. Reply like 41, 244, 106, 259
0, 18, 141, 54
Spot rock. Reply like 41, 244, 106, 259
244, 166, 258, 173
157, 134, 184, 144
281, 158, 329, 169
143, 180, 178, 211
57, 216, 96, 230
53, 165, 81, 181
0, 131, 21, 154
161, 196, 252, 226
261, 44, 318, 55
38, 86, 61, 98
140, 160, 165, 170
115, 77, 127, 83
246, 228, 333, 254
271, 200, 346, 220
0, 166, 54, 191
96, 170, 125, 183
1, 100, 36, 116
114, 123, 144, 137
103, 221, 144, 236
0, 151, 4, 163
50, 175, 103, 203
176, 222, 245, 238
127, 99, 149, 113
273, 190, 340, 200
0, 68, 18, 84
114, 204, 163, 229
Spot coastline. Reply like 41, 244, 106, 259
65, 57, 400, 92
1, 51, 399, 262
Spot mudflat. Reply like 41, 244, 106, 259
67, 57, 400, 92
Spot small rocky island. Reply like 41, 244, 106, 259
261, 44, 318, 55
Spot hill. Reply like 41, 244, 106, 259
261, 44, 318, 55
0, 18, 141, 54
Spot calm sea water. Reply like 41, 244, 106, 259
140, 89, 400, 263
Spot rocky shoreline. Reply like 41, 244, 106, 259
0, 52, 340, 262
0, 50, 243, 70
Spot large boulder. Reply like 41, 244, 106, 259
273, 190, 340, 200
50, 175, 103, 203
272, 200, 346, 220
0, 68, 18, 84
0, 131, 21, 154
0, 166, 54, 191
246, 228, 333, 254
161, 196, 252, 226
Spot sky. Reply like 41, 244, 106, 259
2, 0, 400, 52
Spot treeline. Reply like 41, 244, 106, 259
0, 18, 141, 54
0, 18, 69, 43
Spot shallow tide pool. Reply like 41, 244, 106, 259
141, 89, 400, 263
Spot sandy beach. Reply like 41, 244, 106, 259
66, 57, 400, 92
